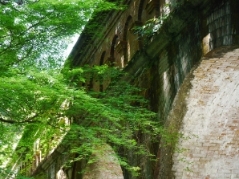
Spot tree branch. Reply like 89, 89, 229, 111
0, 114, 39, 124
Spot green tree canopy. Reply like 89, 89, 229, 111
0, 0, 121, 69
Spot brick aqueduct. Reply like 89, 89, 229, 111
12, 0, 239, 179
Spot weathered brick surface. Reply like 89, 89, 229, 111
172, 48, 239, 179
82, 144, 124, 179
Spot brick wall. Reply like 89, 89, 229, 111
172, 47, 239, 179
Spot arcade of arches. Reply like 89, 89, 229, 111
14, 0, 239, 178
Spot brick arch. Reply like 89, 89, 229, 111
100, 51, 106, 66
109, 35, 118, 66
123, 16, 132, 65
138, 0, 160, 23
123, 15, 139, 66
99, 51, 106, 92
137, 0, 160, 49
88, 51, 106, 91
172, 48, 239, 178
138, 0, 146, 22
137, 0, 147, 49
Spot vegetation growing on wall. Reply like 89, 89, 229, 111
0, 0, 166, 178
